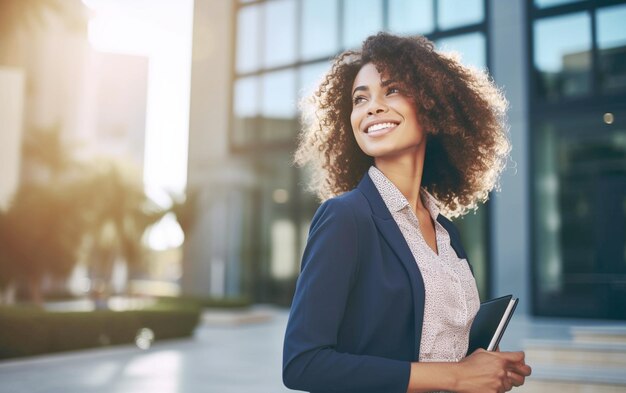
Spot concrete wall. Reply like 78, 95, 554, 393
184, 0, 255, 297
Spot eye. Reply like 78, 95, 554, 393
386, 86, 401, 95
353, 95, 366, 105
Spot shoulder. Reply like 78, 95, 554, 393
315, 189, 370, 220
308, 189, 372, 241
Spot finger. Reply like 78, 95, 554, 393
497, 350, 525, 363
510, 363, 532, 377
504, 378, 513, 392
508, 371, 526, 387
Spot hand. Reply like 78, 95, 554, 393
454, 349, 531, 393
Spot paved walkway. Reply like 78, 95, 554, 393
0, 306, 292, 393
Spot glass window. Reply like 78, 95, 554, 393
261, 69, 297, 141
301, 0, 339, 60
533, 113, 626, 318
263, 0, 297, 68
437, 32, 486, 70
597, 4, 626, 92
233, 76, 259, 144
342, 0, 383, 49
534, 0, 583, 8
256, 152, 300, 304
236, 5, 260, 74
438, 0, 483, 30
298, 61, 331, 99
388, 0, 434, 35
533, 12, 592, 100
271, 219, 297, 279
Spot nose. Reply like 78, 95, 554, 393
367, 97, 388, 115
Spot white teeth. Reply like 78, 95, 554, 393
367, 122, 397, 133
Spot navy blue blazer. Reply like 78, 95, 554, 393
283, 172, 472, 393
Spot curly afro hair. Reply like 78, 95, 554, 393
294, 32, 510, 218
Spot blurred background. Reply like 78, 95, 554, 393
0, 0, 625, 391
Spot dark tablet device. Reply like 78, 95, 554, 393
467, 295, 518, 355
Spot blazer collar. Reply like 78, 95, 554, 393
356, 172, 393, 220
357, 172, 426, 360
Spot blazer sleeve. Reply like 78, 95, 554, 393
283, 198, 410, 393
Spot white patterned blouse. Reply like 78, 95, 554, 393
368, 166, 480, 363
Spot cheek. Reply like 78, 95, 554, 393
350, 110, 359, 133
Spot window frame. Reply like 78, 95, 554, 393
526, 0, 626, 114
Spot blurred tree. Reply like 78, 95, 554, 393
21, 126, 78, 184
0, 126, 81, 305
0, 211, 18, 304
0, 183, 85, 305
79, 161, 166, 308
1, 126, 165, 307
0, 0, 87, 66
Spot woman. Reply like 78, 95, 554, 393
283, 33, 531, 393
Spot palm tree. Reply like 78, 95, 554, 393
0, 182, 86, 305
0, 124, 86, 305
77, 160, 166, 308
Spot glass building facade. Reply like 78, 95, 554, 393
529, 0, 626, 319
186, 0, 626, 320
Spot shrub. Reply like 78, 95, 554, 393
0, 302, 201, 359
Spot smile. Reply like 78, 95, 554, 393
366, 122, 399, 136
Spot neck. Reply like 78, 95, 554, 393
374, 144, 426, 211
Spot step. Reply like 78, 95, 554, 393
524, 338, 626, 368
572, 326, 626, 345
521, 364, 626, 392
521, 379, 626, 393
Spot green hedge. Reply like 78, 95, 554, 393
156, 295, 252, 309
0, 303, 201, 360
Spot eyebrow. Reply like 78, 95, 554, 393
352, 79, 398, 96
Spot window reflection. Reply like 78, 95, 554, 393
256, 153, 299, 304
342, 0, 383, 49
388, 0, 434, 35
233, 76, 259, 144
437, 32, 486, 70
438, 0, 483, 30
263, 0, 297, 68
271, 219, 297, 279
533, 12, 592, 100
236, 5, 260, 74
261, 69, 296, 141
597, 4, 626, 92
301, 0, 339, 60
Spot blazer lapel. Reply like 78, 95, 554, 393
357, 173, 426, 360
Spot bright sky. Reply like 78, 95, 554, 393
82, 0, 194, 250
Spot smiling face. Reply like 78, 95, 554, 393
350, 62, 425, 161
